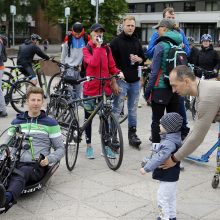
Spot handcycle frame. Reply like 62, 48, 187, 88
0, 125, 60, 212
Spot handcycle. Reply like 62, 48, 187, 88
0, 125, 60, 213
47, 75, 124, 171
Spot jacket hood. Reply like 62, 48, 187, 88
158, 30, 183, 46
16, 110, 47, 120
161, 132, 182, 147
24, 39, 32, 45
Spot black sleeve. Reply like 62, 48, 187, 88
138, 41, 146, 65
213, 50, 220, 70
109, 38, 119, 64
34, 45, 49, 60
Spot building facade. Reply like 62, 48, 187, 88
126, 0, 220, 45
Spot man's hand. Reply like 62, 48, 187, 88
40, 157, 49, 167
159, 156, 176, 169
133, 55, 143, 64
118, 71, 125, 80
140, 167, 147, 175
111, 81, 120, 96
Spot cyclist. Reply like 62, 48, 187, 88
82, 23, 122, 159
61, 22, 88, 99
161, 65, 220, 169
0, 87, 64, 212
195, 34, 220, 79
187, 37, 199, 66
0, 35, 8, 117
17, 34, 50, 85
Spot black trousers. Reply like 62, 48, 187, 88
151, 92, 179, 143
6, 162, 46, 201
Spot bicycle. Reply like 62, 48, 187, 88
0, 125, 60, 213
50, 75, 124, 171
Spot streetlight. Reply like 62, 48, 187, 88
10, 5, 16, 47
91, 0, 104, 23
65, 7, 70, 34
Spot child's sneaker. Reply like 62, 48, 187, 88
101, 147, 116, 159
86, 147, 95, 159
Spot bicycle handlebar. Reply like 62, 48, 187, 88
50, 58, 79, 71
77, 74, 120, 84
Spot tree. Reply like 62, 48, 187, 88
45, 0, 128, 41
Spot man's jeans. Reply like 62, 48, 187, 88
113, 80, 140, 127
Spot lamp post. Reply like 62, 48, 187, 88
10, 5, 16, 47
91, 0, 104, 23
65, 7, 70, 34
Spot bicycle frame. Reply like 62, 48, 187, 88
186, 123, 220, 163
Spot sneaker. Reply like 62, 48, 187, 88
111, 139, 120, 151
101, 147, 116, 159
0, 184, 6, 208
0, 112, 7, 118
86, 147, 95, 159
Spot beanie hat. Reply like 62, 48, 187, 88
160, 112, 183, 133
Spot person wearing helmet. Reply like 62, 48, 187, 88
187, 37, 199, 65
0, 35, 8, 117
195, 34, 220, 79
61, 22, 89, 99
17, 34, 49, 85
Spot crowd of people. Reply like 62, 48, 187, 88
0, 6, 220, 219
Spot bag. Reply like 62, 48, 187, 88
1, 44, 7, 62
80, 44, 110, 78
151, 89, 173, 105
164, 41, 188, 86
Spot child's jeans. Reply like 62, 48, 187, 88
157, 181, 177, 220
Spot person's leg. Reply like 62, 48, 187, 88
169, 182, 177, 220
22, 65, 38, 85
0, 70, 7, 117
127, 81, 142, 147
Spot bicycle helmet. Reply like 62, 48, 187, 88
201, 34, 212, 42
0, 35, 8, 46
187, 37, 195, 45
31, 34, 42, 41
72, 22, 83, 33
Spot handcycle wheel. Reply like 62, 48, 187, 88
100, 112, 123, 170
65, 118, 79, 171
9, 80, 35, 113
47, 97, 74, 136
37, 69, 48, 98
47, 72, 61, 96
212, 174, 219, 189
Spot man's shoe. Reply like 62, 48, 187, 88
0, 184, 6, 208
86, 147, 95, 159
0, 112, 7, 118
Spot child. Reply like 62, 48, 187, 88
140, 112, 183, 220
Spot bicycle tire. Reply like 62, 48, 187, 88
47, 72, 61, 96
119, 98, 128, 124
2, 71, 13, 105
9, 80, 35, 113
100, 112, 123, 170
37, 70, 48, 98
47, 97, 74, 135
0, 145, 11, 185
65, 118, 79, 171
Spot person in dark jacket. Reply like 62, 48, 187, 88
110, 15, 145, 148
195, 34, 220, 79
187, 37, 199, 66
140, 112, 183, 220
17, 34, 50, 85
144, 19, 182, 150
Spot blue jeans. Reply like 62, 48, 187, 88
113, 80, 140, 127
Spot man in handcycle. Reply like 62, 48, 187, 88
0, 87, 64, 212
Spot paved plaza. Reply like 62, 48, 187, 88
1, 48, 220, 220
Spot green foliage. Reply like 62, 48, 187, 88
45, 0, 128, 41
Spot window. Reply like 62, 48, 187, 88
145, 4, 155, 13
164, 3, 173, 8
184, 2, 195, 11
128, 4, 136, 13
205, 2, 218, 11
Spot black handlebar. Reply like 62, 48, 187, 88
50, 58, 79, 71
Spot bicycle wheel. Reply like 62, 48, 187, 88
100, 112, 123, 170
65, 118, 79, 171
47, 72, 61, 96
119, 98, 128, 124
37, 70, 48, 98
10, 80, 35, 113
47, 97, 74, 135
2, 72, 13, 105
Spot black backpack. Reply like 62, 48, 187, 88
80, 44, 110, 78
163, 40, 188, 86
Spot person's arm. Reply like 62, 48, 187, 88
82, 46, 101, 68
35, 45, 50, 60
144, 44, 163, 99
213, 50, 220, 71
146, 31, 159, 59
60, 42, 68, 64
180, 29, 191, 57
174, 93, 219, 161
